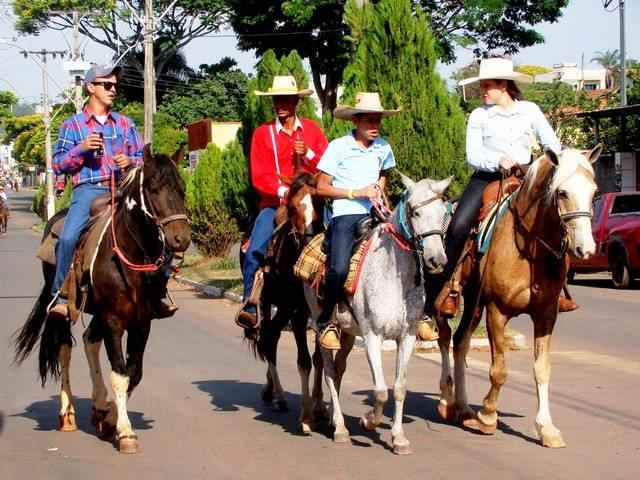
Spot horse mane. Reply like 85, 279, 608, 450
524, 148, 594, 203
287, 172, 316, 199
118, 152, 183, 198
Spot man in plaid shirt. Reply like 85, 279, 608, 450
48, 64, 144, 322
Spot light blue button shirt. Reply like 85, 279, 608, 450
466, 100, 561, 172
317, 131, 396, 217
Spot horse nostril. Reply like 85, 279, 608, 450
576, 246, 584, 258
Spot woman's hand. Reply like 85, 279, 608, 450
499, 155, 518, 172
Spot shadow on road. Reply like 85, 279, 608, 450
12, 395, 155, 435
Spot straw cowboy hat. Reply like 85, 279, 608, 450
333, 92, 401, 120
458, 58, 533, 86
254, 75, 314, 97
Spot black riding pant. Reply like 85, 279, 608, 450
425, 170, 502, 316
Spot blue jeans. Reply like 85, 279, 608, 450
51, 183, 110, 298
318, 213, 367, 328
242, 207, 276, 312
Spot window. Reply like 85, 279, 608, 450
593, 197, 604, 223
610, 194, 640, 215
584, 83, 598, 91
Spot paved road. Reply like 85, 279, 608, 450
1, 189, 638, 479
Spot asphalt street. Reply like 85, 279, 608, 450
1, 189, 638, 479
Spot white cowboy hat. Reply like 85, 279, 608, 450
254, 75, 314, 97
458, 58, 533, 86
333, 92, 401, 120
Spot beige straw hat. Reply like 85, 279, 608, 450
458, 58, 533, 86
254, 75, 314, 97
333, 92, 401, 120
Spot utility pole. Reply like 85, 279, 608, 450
26, 49, 66, 219
619, 0, 626, 107
143, 0, 155, 143
72, 10, 83, 113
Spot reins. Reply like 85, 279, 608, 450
109, 168, 188, 272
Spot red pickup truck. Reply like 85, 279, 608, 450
570, 191, 640, 288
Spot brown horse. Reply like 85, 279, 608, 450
436, 146, 601, 448
0, 199, 7, 235
14, 145, 191, 453
246, 172, 327, 433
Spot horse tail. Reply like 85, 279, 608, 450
13, 280, 52, 369
244, 325, 267, 363
37, 313, 73, 387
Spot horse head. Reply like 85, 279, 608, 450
280, 172, 321, 243
139, 144, 191, 252
398, 172, 452, 274
526, 145, 602, 260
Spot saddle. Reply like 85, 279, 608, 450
435, 176, 523, 316
36, 190, 121, 266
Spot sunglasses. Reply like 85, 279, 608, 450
92, 81, 118, 91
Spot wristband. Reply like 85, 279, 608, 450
347, 189, 354, 199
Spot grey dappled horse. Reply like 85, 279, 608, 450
304, 173, 451, 454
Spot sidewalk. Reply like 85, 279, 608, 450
173, 274, 526, 351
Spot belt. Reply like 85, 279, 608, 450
97, 180, 111, 186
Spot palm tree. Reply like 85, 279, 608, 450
591, 49, 620, 89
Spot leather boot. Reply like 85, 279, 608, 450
437, 294, 457, 318
417, 316, 439, 342
236, 309, 258, 329
558, 295, 579, 313
318, 324, 341, 350
48, 302, 69, 322
153, 301, 178, 319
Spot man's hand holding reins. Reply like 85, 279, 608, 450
113, 154, 132, 170
294, 134, 308, 157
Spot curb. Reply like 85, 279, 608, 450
174, 275, 526, 351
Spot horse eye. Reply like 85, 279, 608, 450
557, 190, 568, 199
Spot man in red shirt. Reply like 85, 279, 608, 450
236, 76, 328, 329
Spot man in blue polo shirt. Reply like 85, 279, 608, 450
315, 92, 399, 350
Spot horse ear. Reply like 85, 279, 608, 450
398, 171, 416, 190
143, 144, 154, 164
278, 174, 295, 186
433, 176, 453, 195
544, 148, 559, 167
587, 143, 603, 165
171, 143, 186, 167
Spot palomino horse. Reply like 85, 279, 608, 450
14, 145, 191, 454
304, 173, 451, 454
247, 172, 327, 433
436, 146, 601, 447
0, 199, 7, 235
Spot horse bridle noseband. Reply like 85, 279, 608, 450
403, 192, 444, 243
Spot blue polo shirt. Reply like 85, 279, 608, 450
317, 131, 395, 217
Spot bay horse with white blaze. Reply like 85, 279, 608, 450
0, 198, 7, 235
247, 172, 327, 433
436, 146, 601, 448
14, 144, 190, 454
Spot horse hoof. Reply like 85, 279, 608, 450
90, 408, 109, 429
333, 431, 351, 445
300, 421, 314, 434
392, 440, 412, 456
438, 401, 456, 421
273, 400, 289, 412
463, 417, 497, 435
536, 424, 567, 448
58, 413, 77, 432
98, 421, 117, 439
261, 387, 274, 404
359, 415, 378, 431
119, 436, 140, 454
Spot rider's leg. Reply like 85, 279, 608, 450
237, 207, 276, 327
51, 184, 109, 304
317, 214, 365, 349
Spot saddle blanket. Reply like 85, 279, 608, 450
294, 233, 373, 296
476, 192, 516, 254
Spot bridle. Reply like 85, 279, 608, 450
111, 168, 189, 272
511, 163, 594, 263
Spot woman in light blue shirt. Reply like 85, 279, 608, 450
428, 58, 562, 320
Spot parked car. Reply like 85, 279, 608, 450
570, 191, 640, 288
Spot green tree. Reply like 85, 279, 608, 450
226, 0, 569, 112
0, 91, 18, 121
450, 62, 482, 113
514, 64, 552, 77
158, 71, 249, 126
591, 49, 620, 89
13, 0, 229, 109
337, 0, 468, 195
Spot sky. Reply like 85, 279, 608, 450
0, 0, 639, 107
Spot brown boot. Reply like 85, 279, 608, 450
154, 301, 178, 319
48, 302, 69, 322
236, 309, 258, 329
437, 294, 457, 318
558, 295, 578, 313
318, 324, 341, 350
417, 316, 439, 341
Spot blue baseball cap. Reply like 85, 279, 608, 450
84, 64, 123, 84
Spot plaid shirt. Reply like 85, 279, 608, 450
52, 108, 144, 187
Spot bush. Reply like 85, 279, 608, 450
220, 140, 250, 229
186, 143, 241, 256
31, 183, 46, 220
55, 180, 73, 213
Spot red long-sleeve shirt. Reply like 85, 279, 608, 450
250, 117, 328, 209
